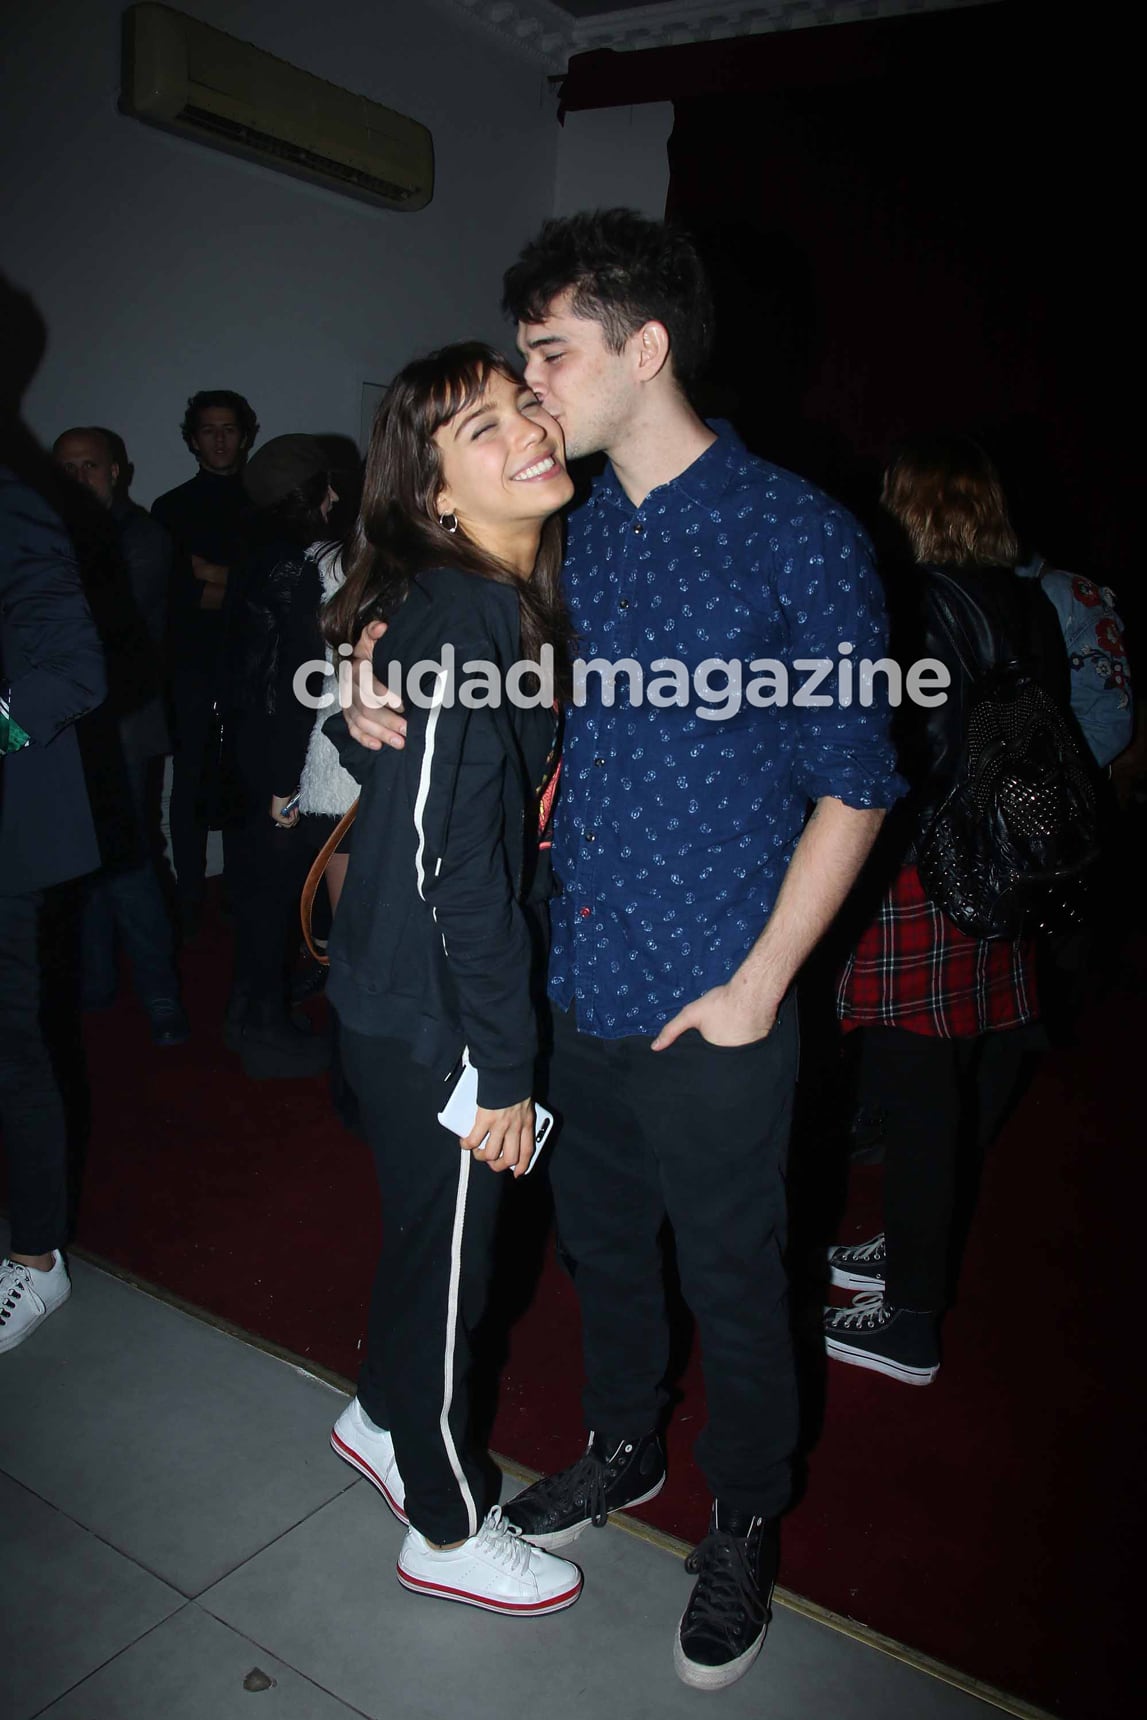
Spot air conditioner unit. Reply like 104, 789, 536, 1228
119, 3, 433, 212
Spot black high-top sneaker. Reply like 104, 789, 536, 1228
675, 1505, 778, 1690
823, 1293, 940, 1384
500, 1431, 666, 1550
827, 1232, 887, 1291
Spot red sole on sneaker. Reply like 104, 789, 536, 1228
395, 1564, 583, 1615
329, 1428, 409, 1524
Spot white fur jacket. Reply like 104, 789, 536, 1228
298, 544, 359, 818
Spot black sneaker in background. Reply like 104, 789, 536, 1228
827, 1232, 886, 1291
501, 1430, 666, 1550
674, 1505, 778, 1690
823, 1293, 939, 1384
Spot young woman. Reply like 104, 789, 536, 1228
827, 436, 1072, 1385
322, 343, 581, 1616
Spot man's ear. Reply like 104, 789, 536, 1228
634, 319, 672, 382
109, 463, 122, 489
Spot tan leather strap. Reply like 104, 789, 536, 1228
300, 800, 358, 964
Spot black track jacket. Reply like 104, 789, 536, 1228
325, 565, 551, 1110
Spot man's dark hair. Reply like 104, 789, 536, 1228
180, 389, 260, 452
501, 209, 714, 388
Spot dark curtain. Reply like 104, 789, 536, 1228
561, 4, 1140, 625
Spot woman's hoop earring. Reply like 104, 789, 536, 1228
438, 511, 459, 534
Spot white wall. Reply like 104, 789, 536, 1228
554, 103, 672, 221
2, 0, 560, 503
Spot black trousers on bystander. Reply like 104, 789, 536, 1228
0, 891, 69, 1255
860, 1022, 1043, 1312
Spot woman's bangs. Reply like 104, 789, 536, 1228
426, 350, 521, 436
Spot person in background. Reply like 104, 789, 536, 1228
1, 461, 107, 1351
1016, 552, 1132, 770
152, 390, 257, 932
828, 436, 1072, 1384
224, 435, 336, 1080
53, 427, 187, 1045
297, 537, 358, 919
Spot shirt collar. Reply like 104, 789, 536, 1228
589, 419, 745, 513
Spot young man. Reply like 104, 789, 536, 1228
152, 390, 258, 929
340, 212, 901, 1689
53, 427, 187, 1045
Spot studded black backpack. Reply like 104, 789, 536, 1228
915, 569, 1099, 940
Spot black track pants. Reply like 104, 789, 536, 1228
340, 1027, 504, 1545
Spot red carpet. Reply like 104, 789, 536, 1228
43, 892, 1142, 1720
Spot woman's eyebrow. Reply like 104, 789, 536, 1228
454, 401, 495, 436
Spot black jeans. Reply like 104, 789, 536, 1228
340, 1027, 505, 1545
860, 1023, 1043, 1312
0, 891, 69, 1255
81, 754, 179, 1008
229, 720, 314, 1021
547, 998, 800, 1521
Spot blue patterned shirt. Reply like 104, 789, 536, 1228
549, 422, 903, 1038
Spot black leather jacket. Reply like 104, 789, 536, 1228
224, 534, 324, 797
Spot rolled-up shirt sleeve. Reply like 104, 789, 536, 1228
777, 508, 906, 810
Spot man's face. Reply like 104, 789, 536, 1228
190, 407, 245, 473
517, 290, 638, 462
55, 433, 118, 506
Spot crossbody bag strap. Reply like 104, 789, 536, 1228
300, 799, 358, 964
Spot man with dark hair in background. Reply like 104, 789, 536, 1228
152, 390, 258, 931
54, 427, 187, 1044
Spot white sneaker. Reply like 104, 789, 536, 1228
330, 1397, 408, 1524
397, 1506, 583, 1617
0, 1253, 71, 1354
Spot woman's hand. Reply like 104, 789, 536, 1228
270, 793, 299, 829
461, 1100, 535, 1178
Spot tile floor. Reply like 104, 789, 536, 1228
0, 1235, 1000, 1720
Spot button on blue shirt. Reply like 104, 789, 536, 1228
549, 422, 903, 1039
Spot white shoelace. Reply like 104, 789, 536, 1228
473, 1506, 533, 1576
831, 1291, 887, 1330
836, 1233, 885, 1263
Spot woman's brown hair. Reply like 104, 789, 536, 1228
882, 435, 1019, 568
323, 342, 573, 693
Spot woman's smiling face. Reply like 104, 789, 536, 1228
433, 367, 574, 556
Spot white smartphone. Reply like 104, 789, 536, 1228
437, 1051, 553, 1174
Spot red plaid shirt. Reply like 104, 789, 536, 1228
837, 863, 1038, 1038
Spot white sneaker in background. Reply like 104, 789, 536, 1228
0, 1252, 71, 1354
330, 1396, 408, 1524
397, 1505, 583, 1617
